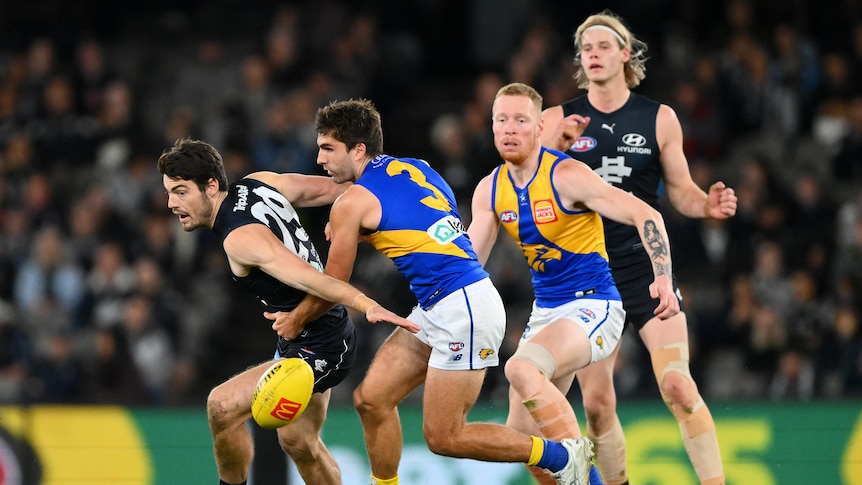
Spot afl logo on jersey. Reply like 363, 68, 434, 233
500, 210, 518, 223
570, 136, 597, 152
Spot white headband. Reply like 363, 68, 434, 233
582, 25, 625, 46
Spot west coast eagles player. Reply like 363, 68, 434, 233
468, 82, 680, 485
278, 98, 593, 485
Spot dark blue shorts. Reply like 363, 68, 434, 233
611, 252, 685, 332
275, 311, 357, 393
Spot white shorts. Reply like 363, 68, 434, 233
522, 298, 625, 364
409, 278, 506, 371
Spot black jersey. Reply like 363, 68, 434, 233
562, 93, 661, 270
211, 178, 351, 350
563, 94, 685, 330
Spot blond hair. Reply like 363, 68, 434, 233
573, 10, 648, 89
494, 82, 543, 115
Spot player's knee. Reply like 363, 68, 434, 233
659, 370, 698, 410
504, 357, 537, 388
206, 387, 235, 432
352, 383, 384, 418
423, 426, 460, 457
352, 385, 371, 414
581, 385, 617, 435
506, 342, 557, 385
581, 387, 616, 424
277, 431, 315, 462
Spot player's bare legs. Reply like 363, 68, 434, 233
508, 372, 578, 485
505, 319, 594, 484
277, 390, 340, 485
577, 345, 627, 485
207, 361, 275, 484
422, 365, 535, 462
353, 328, 430, 481
640, 312, 724, 485
356, 325, 545, 484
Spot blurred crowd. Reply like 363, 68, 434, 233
0, 0, 861, 407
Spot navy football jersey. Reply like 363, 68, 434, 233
211, 177, 349, 346
562, 93, 661, 269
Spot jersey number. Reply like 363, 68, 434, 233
249, 185, 322, 270
386, 160, 452, 212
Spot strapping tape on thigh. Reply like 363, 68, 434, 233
511, 342, 558, 379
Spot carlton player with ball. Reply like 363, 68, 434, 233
157, 138, 418, 485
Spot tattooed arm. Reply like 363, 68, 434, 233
643, 219, 672, 278
553, 158, 679, 319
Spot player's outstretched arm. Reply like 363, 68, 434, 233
247, 171, 350, 208
223, 224, 419, 333
553, 160, 679, 319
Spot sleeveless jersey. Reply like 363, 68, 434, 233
356, 155, 488, 309
562, 93, 661, 270
490, 147, 619, 308
211, 177, 350, 347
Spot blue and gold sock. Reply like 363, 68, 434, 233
527, 436, 568, 473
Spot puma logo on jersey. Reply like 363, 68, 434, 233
601, 123, 616, 134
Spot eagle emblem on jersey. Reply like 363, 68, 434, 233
523, 244, 561, 272
479, 348, 495, 360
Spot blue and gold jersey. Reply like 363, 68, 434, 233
357, 155, 488, 308
491, 147, 619, 308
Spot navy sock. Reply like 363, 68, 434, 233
536, 439, 569, 472
219, 480, 246, 485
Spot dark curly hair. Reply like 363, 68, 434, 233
157, 138, 229, 193
315, 99, 384, 156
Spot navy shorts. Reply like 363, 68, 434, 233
611, 253, 685, 332
275, 313, 357, 394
